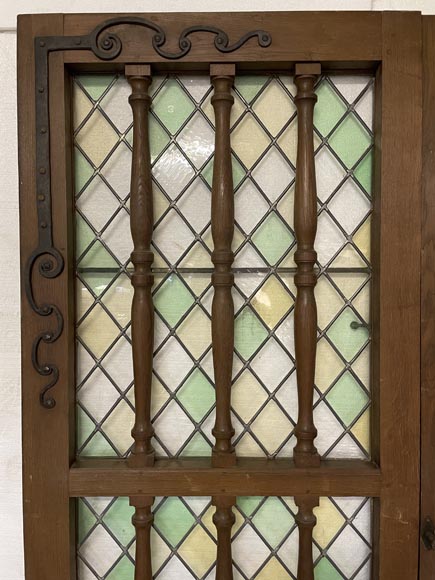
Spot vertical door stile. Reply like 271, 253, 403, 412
212, 496, 236, 580
126, 64, 155, 468
210, 64, 237, 469
295, 496, 319, 580
130, 496, 154, 580
293, 63, 321, 469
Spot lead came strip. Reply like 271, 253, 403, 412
293, 63, 322, 468
210, 64, 237, 468
126, 65, 155, 468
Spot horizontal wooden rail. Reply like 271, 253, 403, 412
69, 458, 382, 497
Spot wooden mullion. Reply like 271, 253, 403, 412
126, 64, 155, 468
210, 63, 236, 468
295, 496, 319, 580
130, 496, 154, 580
212, 496, 236, 580
293, 63, 321, 468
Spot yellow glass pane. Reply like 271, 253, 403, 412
232, 114, 271, 168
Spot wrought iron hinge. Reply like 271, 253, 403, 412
422, 517, 435, 550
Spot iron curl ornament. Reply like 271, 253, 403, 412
29, 16, 272, 408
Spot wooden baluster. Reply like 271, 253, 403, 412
295, 496, 319, 580
293, 63, 321, 468
212, 496, 235, 580
210, 64, 236, 468
130, 496, 154, 580
126, 65, 155, 468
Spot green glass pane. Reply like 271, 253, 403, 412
234, 308, 268, 360
314, 82, 347, 137
177, 369, 215, 422
153, 79, 195, 135
236, 496, 263, 517
326, 308, 368, 361
354, 150, 373, 195
104, 498, 135, 545
154, 275, 195, 327
78, 75, 115, 101
235, 76, 268, 104
75, 148, 94, 194
78, 499, 97, 544
77, 407, 95, 450
154, 498, 196, 547
329, 114, 372, 169
106, 557, 134, 580
81, 432, 117, 457
314, 557, 344, 580
202, 155, 245, 189
76, 214, 119, 269
182, 432, 212, 456
149, 115, 170, 163
251, 214, 294, 265
326, 372, 369, 425
81, 272, 114, 297
252, 498, 294, 548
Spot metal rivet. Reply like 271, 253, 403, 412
40, 221, 47, 229
39, 167, 46, 174
39, 40, 46, 47
37, 194, 45, 202
74, 38, 81, 45
38, 86, 45, 93
40, 127, 47, 134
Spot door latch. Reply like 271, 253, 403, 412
422, 517, 435, 550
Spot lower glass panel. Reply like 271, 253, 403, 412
77, 496, 372, 579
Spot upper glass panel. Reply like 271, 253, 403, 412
74, 72, 373, 460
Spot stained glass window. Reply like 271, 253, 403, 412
74, 72, 373, 461
77, 495, 372, 579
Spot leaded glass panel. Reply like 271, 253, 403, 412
77, 496, 372, 579
74, 72, 373, 460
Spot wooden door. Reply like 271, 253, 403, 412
18, 11, 424, 580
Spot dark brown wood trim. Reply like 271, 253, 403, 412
377, 12, 422, 579
212, 496, 235, 580
210, 63, 236, 468
293, 63, 321, 468
69, 458, 382, 497
125, 64, 155, 468
19, 14, 76, 580
62, 12, 382, 67
295, 496, 319, 580
420, 14, 435, 579
130, 496, 154, 580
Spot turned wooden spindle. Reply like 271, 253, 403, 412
212, 496, 235, 580
210, 64, 236, 468
130, 496, 154, 580
126, 65, 155, 468
295, 496, 319, 580
293, 63, 321, 468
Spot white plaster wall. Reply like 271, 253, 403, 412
0, 1, 433, 578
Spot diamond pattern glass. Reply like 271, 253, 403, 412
78, 496, 372, 579
74, 72, 373, 460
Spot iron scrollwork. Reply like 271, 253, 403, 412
30, 16, 272, 408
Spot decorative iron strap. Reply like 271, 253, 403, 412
29, 18, 272, 408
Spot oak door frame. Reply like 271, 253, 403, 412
18, 11, 422, 579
